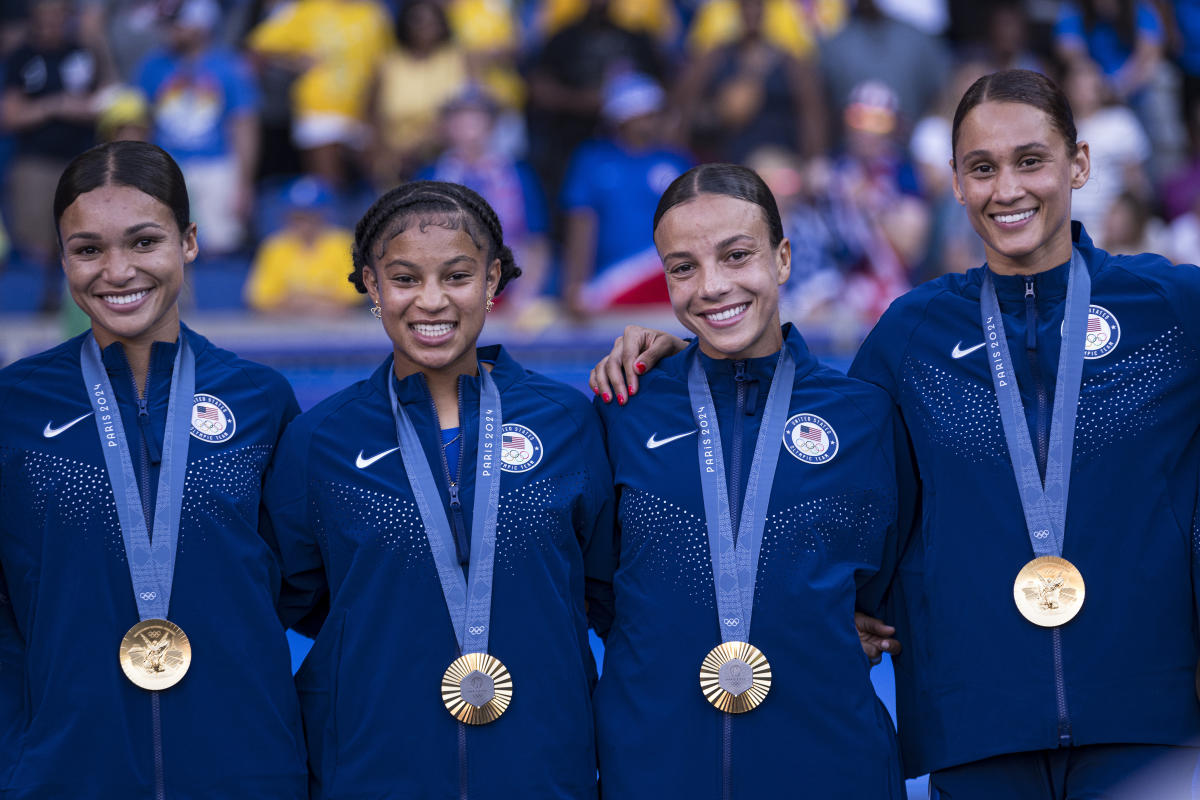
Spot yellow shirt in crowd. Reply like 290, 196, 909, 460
248, 0, 394, 121
244, 227, 362, 312
687, 0, 848, 58
538, 0, 677, 40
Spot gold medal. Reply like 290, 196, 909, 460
1013, 556, 1086, 627
119, 619, 191, 690
699, 641, 771, 713
441, 652, 513, 725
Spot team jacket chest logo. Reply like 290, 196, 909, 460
782, 413, 838, 464
190, 393, 235, 443
499, 423, 542, 472
1080, 305, 1119, 359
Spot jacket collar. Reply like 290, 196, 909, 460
662, 322, 818, 385
963, 222, 1100, 302
372, 344, 522, 405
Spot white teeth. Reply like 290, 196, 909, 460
995, 210, 1035, 224
413, 323, 455, 337
704, 304, 748, 322
101, 290, 148, 306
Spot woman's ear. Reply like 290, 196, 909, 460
775, 238, 792, 286
486, 257, 501, 298
182, 223, 199, 265
363, 265, 381, 307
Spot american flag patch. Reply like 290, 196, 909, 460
195, 405, 219, 421
1087, 317, 1103, 333
503, 432, 526, 449
797, 424, 823, 442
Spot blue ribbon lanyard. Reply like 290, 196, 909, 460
687, 350, 795, 643
388, 366, 502, 655
980, 249, 1090, 557
80, 333, 195, 622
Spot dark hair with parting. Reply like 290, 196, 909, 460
652, 163, 785, 248
350, 180, 521, 295
951, 69, 1077, 161
54, 141, 190, 237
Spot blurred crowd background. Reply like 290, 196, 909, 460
2, 0, 1200, 337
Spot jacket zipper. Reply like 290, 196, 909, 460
722, 361, 749, 800
1024, 278, 1072, 747
422, 377, 471, 800
130, 363, 167, 800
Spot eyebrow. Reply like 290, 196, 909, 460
661, 234, 757, 262
383, 254, 479, 270
64, 222, 169, 243
960, 142, 1052, 161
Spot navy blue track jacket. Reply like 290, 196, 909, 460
263, 346, 614, 799
593, 324, 911, 799
0, 326, 306, 799
850, 224, 1200, 776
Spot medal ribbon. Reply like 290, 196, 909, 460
980, 249, 1090, 557
389, 365, 501, 655
688, 349, 794, 643
80, 333, 195, 622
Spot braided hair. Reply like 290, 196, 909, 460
350, 180, 522, 295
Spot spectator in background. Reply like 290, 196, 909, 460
367, 0, 467, 185
95, 84, 151, 142
1100, 189, 1165, 255
1166, 189, 1200, 265
248, 0, 393, 191
1055, 0, 1186, 180
138, 0, 259, 255
536, 0, 679, 44
1, 0, 100, 312
244, 175, 361, 315
525, 0, 666, 215
1062, 57, 1151, 237
443, 0, 525, 128
560, 72, 690, 319
686, 0, 840, 59
675, 0, 826, 163
819, 0, 950, 143
908, 60, 988, 282
961, 1, 1045, 74
417, 86, 551, 314
1163, 0, 1200, 142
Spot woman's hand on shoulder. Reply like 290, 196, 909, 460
589, 325, 687, 405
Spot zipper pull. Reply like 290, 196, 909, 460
448, 482, 461, 509
733, 361, 747, 382
137, 396, 149, 419
1024, 278, 1037, 350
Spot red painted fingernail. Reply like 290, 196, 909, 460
602, 393, 611, 403
635, 362, 646, 374
617, 394, 625, 405
627, 385, 635, 396
592, 385, 599, 395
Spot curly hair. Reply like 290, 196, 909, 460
350, 180, 521, 295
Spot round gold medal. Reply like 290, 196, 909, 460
1013, 556, 1086, 627
699, 641, 771, 713
441, 652, 513, 725
119, 619, 191, 690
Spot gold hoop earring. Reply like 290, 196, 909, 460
485, 296, 495, 313
371, 304, 382, 319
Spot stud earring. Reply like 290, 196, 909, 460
371, 304, 382, 319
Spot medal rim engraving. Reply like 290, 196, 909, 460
1013, 555, 1086, 627
119, 618, 191, 691
441, 652, 513, 725
699, 641, 772, 713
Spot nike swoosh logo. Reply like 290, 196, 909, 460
646, 430, 697, 449
355, 447, 400, 469
951, 341, 987, 359
43, 412, 94, 438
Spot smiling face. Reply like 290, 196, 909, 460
952, 100, 1090, 275
59, 183, 195, 350
362, 215, 500, 381
655, 193, 790, 360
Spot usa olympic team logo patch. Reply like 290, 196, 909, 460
1082, 305, 1119, 359
499, 423, 542, 473
783, 413, 838, 464
190, 394, 235, 443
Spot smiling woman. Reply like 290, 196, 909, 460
0, 140, 308, 798
263, 180, 615, 798
589, 163, 912, 799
